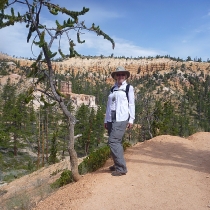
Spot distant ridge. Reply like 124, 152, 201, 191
1, 52, 210, 79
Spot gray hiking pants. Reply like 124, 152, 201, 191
107, 111, 128, 173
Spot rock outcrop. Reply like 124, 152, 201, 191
53, 57, 210, 78
60, 81, 97, 109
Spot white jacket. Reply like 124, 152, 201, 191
104, 80, 135, 124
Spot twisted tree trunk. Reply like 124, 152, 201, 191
45, 57, 81, 181
68, 121, 81, 181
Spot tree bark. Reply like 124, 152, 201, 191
45, 111, 49, 162
67, 119, 81, 181
42, 122, 45, 167
37, 111, 40, 169
13, 133, 18, 156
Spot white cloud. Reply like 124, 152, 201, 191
0, 19, 75, 58
0, 23, 165, 59
0, 23, 40, 58
111, 37, 166, 57
65, 31, 165, 58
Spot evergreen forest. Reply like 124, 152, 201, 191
0, 56, 210, 182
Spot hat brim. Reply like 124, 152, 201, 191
111, 71, 130, 79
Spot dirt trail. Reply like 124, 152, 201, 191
33, 132, 210, 210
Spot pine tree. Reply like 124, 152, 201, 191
93, 106, 105, 146
75, 104, 91, 156
1, 82, 32, 155
48, 130, 59, 164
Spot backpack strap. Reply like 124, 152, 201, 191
126, 84, 130, 102
110, 86, 115, 93
110, 84, 130, 102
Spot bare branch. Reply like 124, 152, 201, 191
35, 88, 55, 100
74, 134, 82, 140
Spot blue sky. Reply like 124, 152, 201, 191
0, 0, 210, 61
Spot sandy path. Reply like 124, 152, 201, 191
33, 133, 210, 210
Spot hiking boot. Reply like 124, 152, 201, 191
109, 165, 116, 171
111, 171, 126, 176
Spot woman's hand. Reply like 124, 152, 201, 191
104, 123, 108, 130
127, 123, 133, 129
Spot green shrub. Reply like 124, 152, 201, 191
123, 141, 131, 151
50, 169, 62, 177
27, 160, 35, 171
50, 169, 73, 189
3, 170, 19, 182
78, 145, 110, 175
79, 142, 131, 175
0, 68, 9, 75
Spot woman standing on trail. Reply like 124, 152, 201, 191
104, 66, 135, 176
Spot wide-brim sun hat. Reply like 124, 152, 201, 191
111, 66, 130, 79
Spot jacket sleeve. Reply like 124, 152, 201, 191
104, 92, 111, 123
128, 85, 135, 123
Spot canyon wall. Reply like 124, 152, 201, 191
1, 54, 210, 110
53, 57, 210, 77
1, 54, 209, 78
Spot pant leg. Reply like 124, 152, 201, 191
107, 119, 128, 173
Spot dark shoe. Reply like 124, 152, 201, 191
109, 165, 116, 171
111, 171, 126, 176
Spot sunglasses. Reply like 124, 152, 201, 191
116, 74, 126, 77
